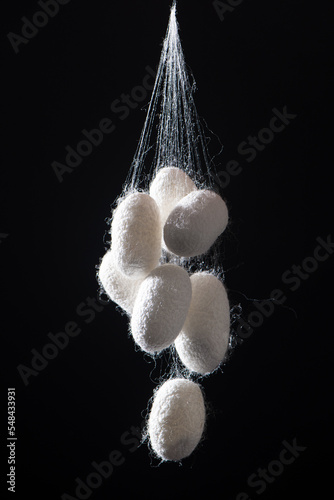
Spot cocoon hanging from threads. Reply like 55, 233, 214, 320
130, 264, 192, 354
163, 189, 228, 257
98, 250, 143, 315
175, 272, 230, 374
148, 378, 206, 462
111, 192, 162, 279
149, 167, 197, 226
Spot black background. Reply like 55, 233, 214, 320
1, 1, 333, 499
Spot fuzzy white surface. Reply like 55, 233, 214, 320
130, 264, 192, 354
149, 167, 197, 226
148, 378, 205, 461
111, 192, 162, 279
98, 250, 143, 315
163, 189, 228, 257
175, 272, 230, 374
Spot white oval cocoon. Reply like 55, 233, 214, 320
130, 264, 192, 353
149, 167, 197, 225
98, 250, 143, 315
164, 190, 228, 257
148, 378, 206, 461
175, 273, 230, 374
111, 192, 162, 279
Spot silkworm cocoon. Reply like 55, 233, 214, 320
149, 167, 197, 225
98, 250, 143, 315
111, 192, 162, 279
131, 264, 192, 353
175, 273, 230, 374
164, 190, 228, 257
148, 378, 206, 461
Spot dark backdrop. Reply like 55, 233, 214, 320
1, 1, 333, 499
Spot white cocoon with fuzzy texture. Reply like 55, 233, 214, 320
164, 190, 228, 257
149, 167, 197, 225
148, 378, 206, 461
98, 250, 143, 315
131, 264, 192, 354
175, 273, 230, 374
111, 192, 162, 279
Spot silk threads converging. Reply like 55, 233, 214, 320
97, 2, 234, 462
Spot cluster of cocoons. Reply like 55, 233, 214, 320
98, 166, 230, 460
